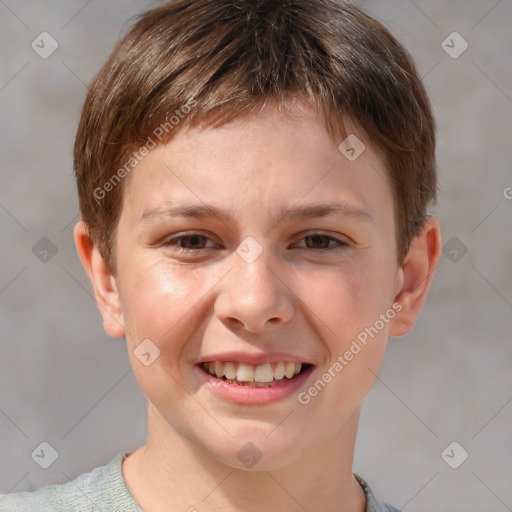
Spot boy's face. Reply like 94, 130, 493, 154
78, 103, 436, 470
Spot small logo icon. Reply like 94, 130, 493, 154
443, 236, 468, 263
31, 32, 59, 59
441, 32, 468, 59
441, 441, 468, 469
236, 236, 263, 264
237, 442, 262, 468
31, 441, 59, 469
134, 338, 161, 366
32, 237, 58, 263
338, 134, 366, 161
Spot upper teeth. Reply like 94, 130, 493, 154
204, 361, 303, 382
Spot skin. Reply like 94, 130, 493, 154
74, 102, 442, 512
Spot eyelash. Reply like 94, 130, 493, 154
161, 232, 348, 255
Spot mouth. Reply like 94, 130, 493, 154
197, 360, 314, 388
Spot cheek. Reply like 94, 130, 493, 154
119, 259, 217, 350
298, 258, 394, 408
119, 261, 218, 405
297, 259, 394, 344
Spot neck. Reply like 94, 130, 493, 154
122, 404, 366, 512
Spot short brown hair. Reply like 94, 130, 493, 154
74, 0, 437, 274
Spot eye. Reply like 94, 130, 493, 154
161, 232, 348, 256
293, 233, 348, 251
162, 233, 218, 254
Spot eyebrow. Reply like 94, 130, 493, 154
139, 200, 372, 225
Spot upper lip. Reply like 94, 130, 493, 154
194, 351, 316, 366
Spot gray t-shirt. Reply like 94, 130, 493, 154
0, 453, 401, 511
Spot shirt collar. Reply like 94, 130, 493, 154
354, 474, 401, 512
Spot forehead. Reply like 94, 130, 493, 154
121, 104, 393, 227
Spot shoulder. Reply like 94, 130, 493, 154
0, 453, 141, 512
355, 474, 402, 512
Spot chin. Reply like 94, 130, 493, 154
201, 425, 308, 472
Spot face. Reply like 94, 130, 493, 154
108, 104, 404, 470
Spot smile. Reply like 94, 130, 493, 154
194, 359, 315, 404
200, 361, 311, 387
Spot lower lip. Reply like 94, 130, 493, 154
194, 365, 315, 404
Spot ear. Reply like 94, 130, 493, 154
73, 221, 126, 338
388, 217, 442, 337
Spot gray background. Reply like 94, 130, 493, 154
1, 1, 511, 510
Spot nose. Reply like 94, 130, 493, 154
214, 245, 295, 334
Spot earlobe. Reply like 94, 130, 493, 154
73, 221, 126, 338
388, 217, 442, 337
